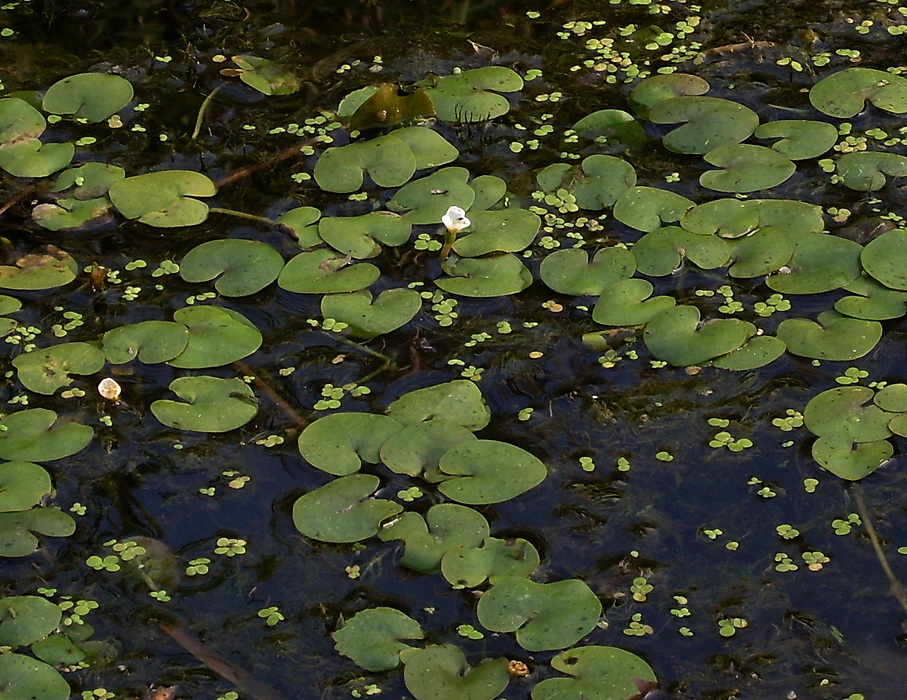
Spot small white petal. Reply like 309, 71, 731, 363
442, 206, 471, 233
98, 378, 122, 402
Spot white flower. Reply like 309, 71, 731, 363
442, 206, 471, 234
98, 378, 122, 402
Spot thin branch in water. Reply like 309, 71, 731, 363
208, 207, 279, 227
853, 485, 907, 618
234, 360, 308, 429
191, 84, 225, 140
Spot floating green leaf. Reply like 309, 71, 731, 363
631, 226, 730, 276
109, 170, 217, 227
0, 508, 76, 557
421, 66, 523, 122
837, 152, 907, 191
401, 645, 510, 700
777, 312, 881, 361
748, 199, 825, 235
297, 413, 403, 476
50, 163, 125, 199
804, 386, 893, 444
319, 212, 412, 259
386, 380, 490, 431
0, 97, 45, 142
0, 462, 52, 512
0, 248, 78, 291
102, 320, 190, 364
477, 577, 602, 651
680, 198, 758, 237
278, 250, 380, 294
0, 139, 74, 178
540, 247, 636, 296
42, 72, 133, 122
333, 607, 425, 672
0, 596, 62, 646
224, 55, 300, 95
277, 206, 321, 247
592, 278, 676, 326
378, 504, 489, 572
728, 228, 793, 278
649, 97, 759, 154
835, 274, 907, 320
452, 208, 540, 257
168, 306, 261, 369
12, 342, 106, 395
628, 73, 710, 118
874, 384, 907, 413
571, 110, 647, 149
151, 376, 258, 433
812, 435, 892, 481
700, 144, 796, 193
347, 83, 435, 131
613, 186, 694, 232
532, 646, 658, 700
711, 335, 786, 371
0, 653, 70, 700
765, 233, 862, 294
292, 474, 403, 543
644, 306, 750, 366
321, 288, 421, 338
379, 421, 477, 481
387, 167, 477, 223
862, 228, 907, 290
31, 197, 111, 232
0, 409, 93, 462
436, 440, 547, 505
180, 239, 284, 296
436, 253, 532, 297
441, 536, 540, 587
754, 120, 838, 160
809, 67, 907, 118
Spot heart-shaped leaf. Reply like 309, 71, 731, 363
151, 376, 258, 433
0, 139, 74, 178
0, 507, 76, 557
711, 335, 787, 370
680, 198, 759, 237
0, 97, 45, 142
812, 435, 893, 481
277, 206, 321, 247
50, 163, 125, 199
168, 306, 262, 369
613, 186, 694, 232
401, 645, 510, 700
540, 247, 636, 296
379, 421, 477, 481
452, 208, 540, 257
835, 274, 907, 320
532, 646, 658, 700
436, 254, 532, 297
441, 536, 540, 587
644, 306, 750, 366
0, 409, 93, 462
537, 156, 638, 210
226, 55, 300, 95
109, 170, 217, 227
31, 197, 112, 232
278, 250, 380, 294
0, 462, 51, 512
631, 226, 730, 275
333, 608, 424, 672
650, 96, 759, 154
700, 144, 796, 193
421, 66, 523, 122
180, 239, 284, 296
862, 228, 907, 291
0, 596, 62, 646
592, 278, 675, 326
628, 73, 710, 118
321, 288, 421, 338
13, 342, 106, 395
102, 320, 190, 364
804, 386, 894, 443
728, 228, 793, 278
809, 67, 907, 118
387, 167, 476, 223
754, 120, 838, 160
318, 212, 412, 259
777, 312, 881, 361
386, 380, 490, 430
765, 232, 862, 294
42, 72, 133, 122
346, 83, 435, 131
571, 110, 647, 149
0, 248, 78, 291
297, 413, 404, 476
0, 653, 70, 699
436, 439, 547, 505
837, 151, 907, 191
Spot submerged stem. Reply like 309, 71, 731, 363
191, 84, 225, 140
209, 207, 279, 227
853, 485, 907, 618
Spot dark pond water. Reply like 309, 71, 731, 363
2, 1, 907, 699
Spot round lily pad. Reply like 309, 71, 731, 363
441, 536, 540, 587
644, 306, 750, 366
0, 596, 62, 646
401, 645, 510, 700
613, 186, 694, 232
333, 607, 425, 672
835, 274, 907, 320
837, 152, 907, 191
650, 96, 759, 154
319, 212, 412, 259
571, 110, 647, 149
278, 250, 380, 294
0, 139, 74, 178
532, 646, 658, 700
776, 312, 881, 361
452, 208, 540, 257
0, 249, 78, 291
540, 247, 636, 296
387, 167, 477, 224
386, 380, 490, 430
627, 73, 710, 118
748, 199, 825, 234
292, 474, 403, 544
151, 376, 258, 433
804, 386, 893, 443
591, 278, 676, 327
346, 83, 435, 131
297, 413, 404, 476
102, 320, 190, 364
31, 197, 111, 232
765, 232, 862, 294
51, 163, 125, 199
700, 144, 796, 193
874, 384, 907, 413
109, 170, 217, 227
538, 156, 638, 210
180, 239, 284, 296
422, 66, 523, 122
226, 55, 300, 96
277, 206, 321, 247
0, 508, 76, 557
13, 342, 106, 395
862, 228, 907, 290
0, 97, 45, 142
168, 306, 262, 368
0, 408, 93, 462
754, 120, 838, 160
812, 435, 893, 481
378, 503, 489, 573
809, 67, 907, 118
437, 439, 547, 505
42, 72, 133, 122
436, 254, 532, 297
680, 198, 758, 238
477, 577, 602, 651
379, 420, 477, 481
0, 462, 52, 512
631, 226, 730, 276
728, 228, 793, 278
711, 335, 787, 370
321, 288, 421, 338
0, 653, 70, 700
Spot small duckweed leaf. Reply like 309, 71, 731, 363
292, 473, 403, 543
319, 212, 412, 259
711, 335, 786, 370
386, 380, 490, 431
42, 72, 133, 122
728, 228, 793, 278
378, 503, 488, 572
540, 247, 636, 296
613, 186, 694, 232
812, 435, 892, 481
0, 408, 93, 462
754, 120, 838, 160
278, 250, 380, 294
777, 312, 881, 361
441, 536, 540, 587
436, 253, 533, 297
421, 66, 523, 122
109, 170, 216, 227
700, 144, 796, 193
632, 226, 730, 276
321, 288, 421, 338
297, 413, 404, 476
804, 386, 893, 442
0, 248, 78, 291
628, 73, 710, 119
333, 607, 424, 672
650, 97, 759, 154
532, 646, 658, 700
0, 596, 62, 646
452, 208, 540, 257
644, 306, 750, 366
168, 306, 262, 369
477, 577, 602, 652
12, 342, 106, 395
0, 508, 76, 557
765, 232, 862, 294
401, 644, 510, 700
809, 67, 907, 118
592, 278, 676, 327
0, 653, 70, 699
572, 109, 647, 149
151, 376, 257, 433
180, 239, 284, 296
102, 320, 189, 364
0, 462, 52, 512
229, 55, 300, 95
379, 421, 477, 481
837, 152, 907, 191
437, 439, 546, 505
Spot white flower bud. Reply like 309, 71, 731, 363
98, 378, 122, 402
442, 206, 471, 234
